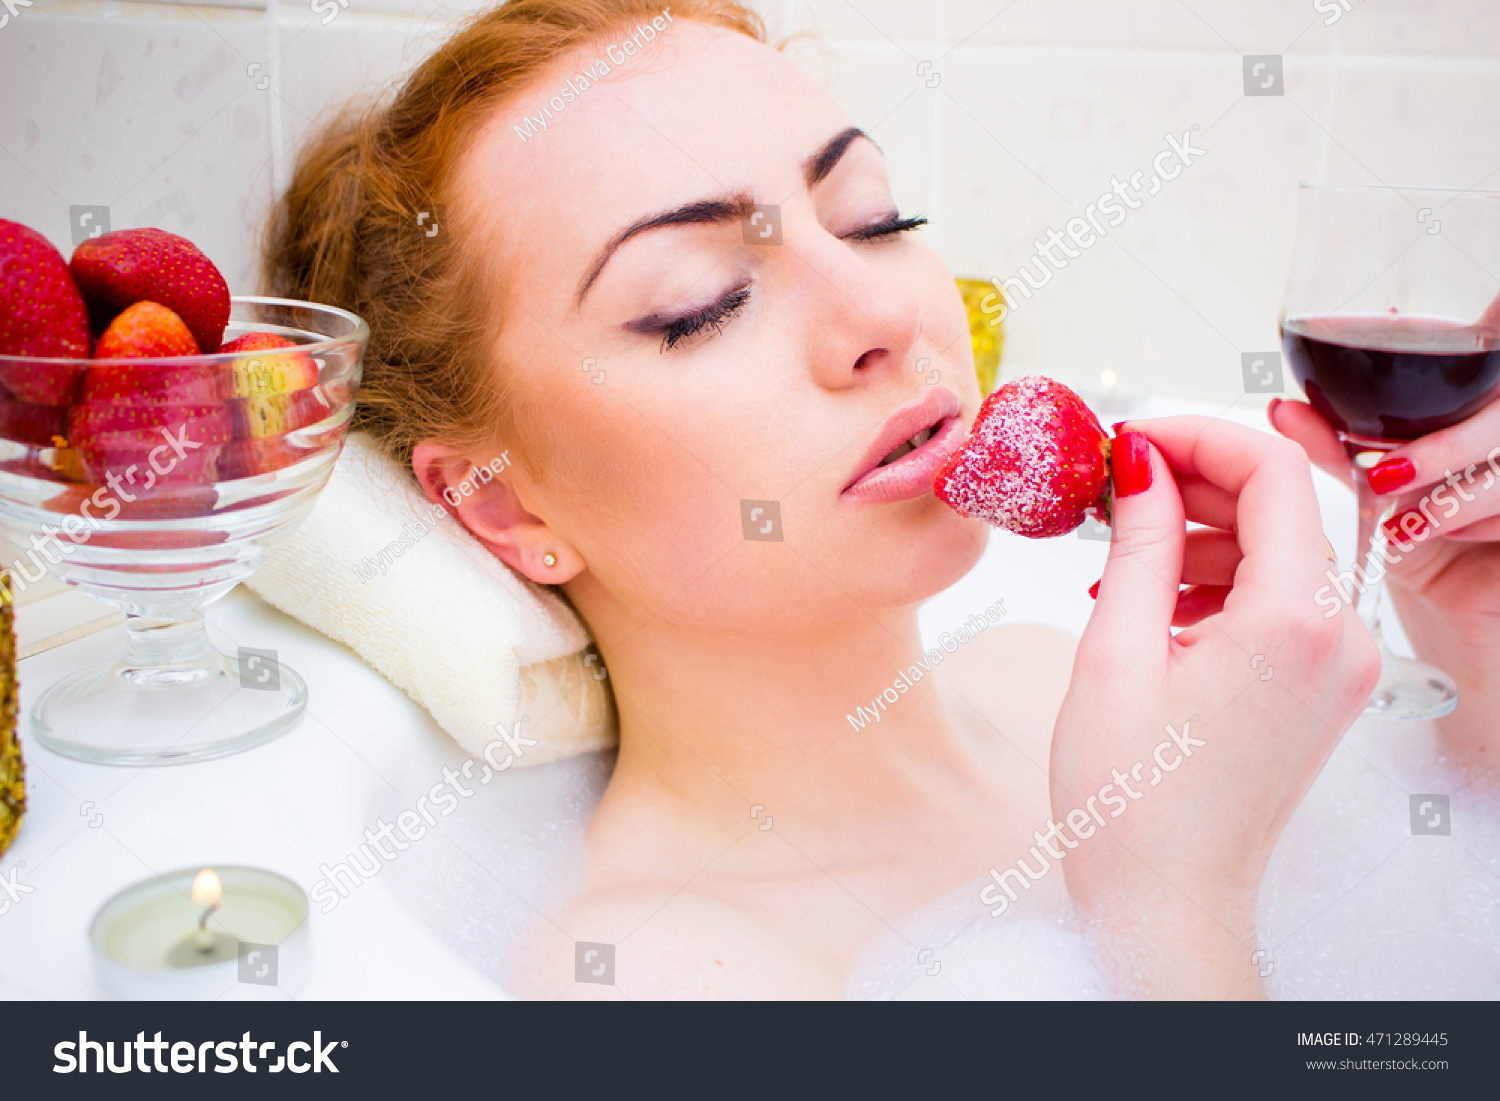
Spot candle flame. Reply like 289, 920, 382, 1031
1100, 368, 1118, 388
190, 868, 222, 909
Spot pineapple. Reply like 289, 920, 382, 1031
0, 572, 22, 858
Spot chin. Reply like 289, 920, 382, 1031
851, 503, 990, 610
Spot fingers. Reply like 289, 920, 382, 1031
1364, 390, 1500, 499
1179, 475, 1239, 532
1267, 398, 1352, 489
1182, 528, 1241, 585
1384, 464, 1500, 544
1083, 432, 1183, 664
1172, 584, 1230, 627
1118, 416, 1329, 601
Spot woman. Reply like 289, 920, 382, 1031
266, 0, 1491, 998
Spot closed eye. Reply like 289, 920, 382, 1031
649, 281, 754, 352
844, 213, 928, 242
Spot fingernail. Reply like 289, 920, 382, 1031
1112, 430, 1152, 497
1110, 421, 1126, 435
1267, 397, 1282, 424
1368, 457, 1415, 495
1088, 579, 1100, 600
1381, 509, 1430, 543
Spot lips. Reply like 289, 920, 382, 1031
843, 388, 964, 503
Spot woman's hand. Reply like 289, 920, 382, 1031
1049, 418, 1380, 999
1271, 396, 1500, 753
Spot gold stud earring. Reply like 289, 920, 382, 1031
543, 552, 558, 568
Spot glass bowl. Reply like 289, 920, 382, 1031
0, 296, 367, 765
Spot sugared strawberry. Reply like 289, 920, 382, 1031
93, 301, 199, 360
934, 375, 1111, 538
70, 228, 230, 352
0, 219, 91, 404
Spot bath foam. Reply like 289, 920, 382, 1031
374, 747, 614, 992
371, 720, 1497, 998
844, 888, 1112, 1000
1258, 717, 1500, 999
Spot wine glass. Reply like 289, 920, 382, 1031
0, 297, 366, 764
1281, 184, 1500, 720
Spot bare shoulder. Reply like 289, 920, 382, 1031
933, 622, 1078, 757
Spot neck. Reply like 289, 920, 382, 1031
574, 586, 981, 830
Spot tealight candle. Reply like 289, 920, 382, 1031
90, 866, 309, 1000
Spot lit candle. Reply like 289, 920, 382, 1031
190, 868, 223, 954
90, 866, 309, 1000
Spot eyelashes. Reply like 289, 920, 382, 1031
648, 211, 927, 353
843, 213, 928, 241
658, 282, 752, 352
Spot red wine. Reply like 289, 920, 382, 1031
1281, 314, 1500, 441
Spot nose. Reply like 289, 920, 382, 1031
794, 228, 923, 391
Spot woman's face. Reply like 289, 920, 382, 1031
452, 20, 986, 632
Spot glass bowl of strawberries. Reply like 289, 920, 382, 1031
0, 219, 365, 766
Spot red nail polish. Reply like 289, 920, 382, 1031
1266, 397, 1282, 423
1368, 457, 1415, 495
1381, 509, 1430, 543
1112, 430, 1152, 497
1088, 579, 1100, 600
1110, 421, 1126, 435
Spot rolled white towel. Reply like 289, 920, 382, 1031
246, 433, 616, 765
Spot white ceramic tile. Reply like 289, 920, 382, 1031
813, 45, 939, 215
272, 7, 455, 153
1320, 62, 1500, 190
944, 0, 1314, 53
0, 8, 275, 293
797, 0, 945, 44
1327, 0, 1500, 57
938, 50, 1331, 399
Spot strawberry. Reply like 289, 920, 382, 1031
219, 331, 322, 454
217, 437, 302, 481
70, 228, 230, 353
0, 399, 67, 449
0, 219, 91, 405
93, 301, 199, 360
233, 388, 330, 440
67, 402, 231, 485
82, 362, 229, 404
219, 331, 315, 389
934, 375, 1111, 538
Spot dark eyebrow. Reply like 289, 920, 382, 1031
575, 128, 878, 306
576, 194, 753, 306
804, 126, 873, 188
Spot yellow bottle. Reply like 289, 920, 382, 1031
955, 277, 1003, 397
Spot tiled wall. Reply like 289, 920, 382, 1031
3, 0, 1498, 400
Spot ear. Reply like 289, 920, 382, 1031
410, 441, 583, 585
